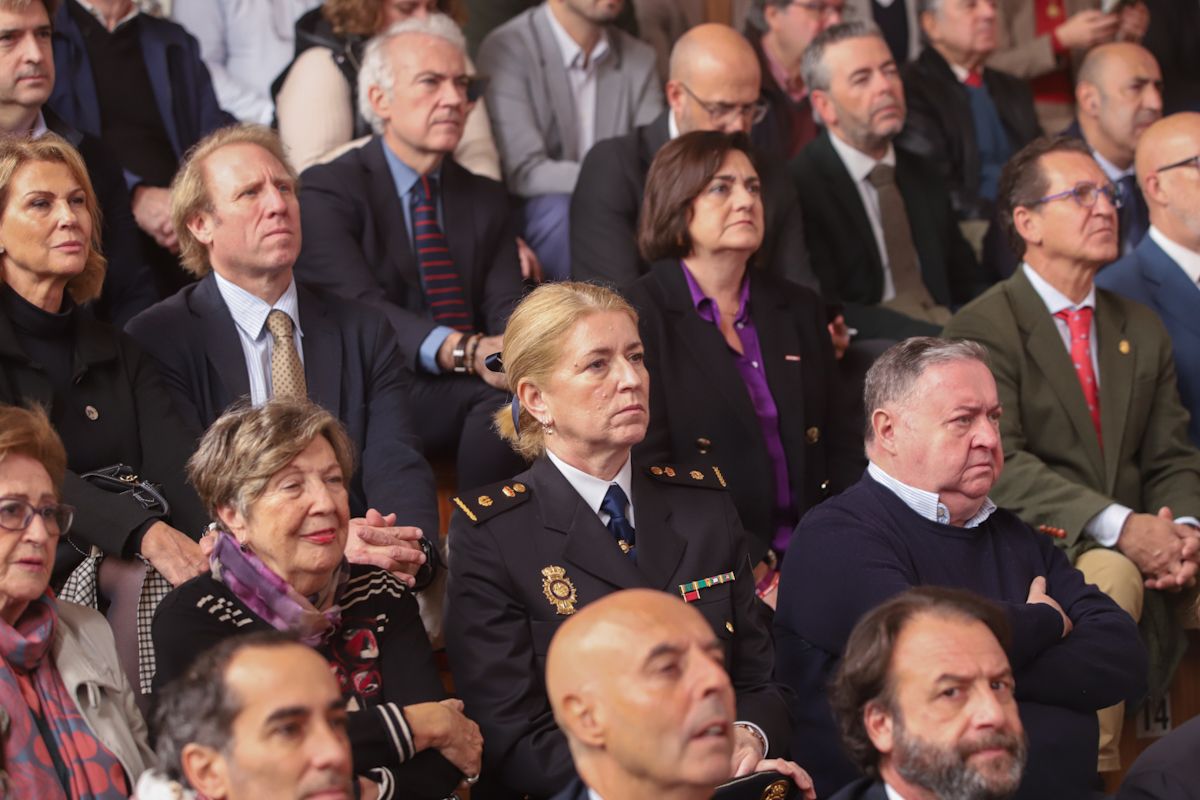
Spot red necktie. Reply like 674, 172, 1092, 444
1055, 308, 1102, 446
412, 175, 472, 332
964, 70, 984, 88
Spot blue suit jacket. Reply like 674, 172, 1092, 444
1096, 235, 1200, 448
49, 2, 233, 187
125, 275, 440, 547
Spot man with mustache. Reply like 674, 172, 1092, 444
296, 13, 527, 491
546, 589, 815, 800
1067, 42, 1163, 255
789, 21, 988, 341
826, 587, 1028, 800
774, 335, 1145, 798
141, 631, 357, 800
944, 135, 1200, 775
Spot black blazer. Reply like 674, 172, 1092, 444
125, 275, 439, 541
1116, 714, 1200, 800
444, 456, 791, 799
627, 262, 863, 563
0, 304, 208, 584
789, 131, 990, 340
295, 137, 524, 364
570, 110, 816, 291
1144, 0, 1200, 115
898, 47, 1040, 220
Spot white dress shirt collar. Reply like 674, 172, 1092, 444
668, 109, 680, 140
543, 2, 610, 70
1148, 226, 1200, 287
868, 462, 997, 528
827, 131, 896, 183
884, 783, 909, 800
1021, 262, 1096, 315
212, 272, 303, 343
1092, 148, 1134, 182
546, 449, 635, 526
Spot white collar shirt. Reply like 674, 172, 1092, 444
542, 2, 611, 158
546, 450, 635, 527
212, 272, 304, 406
1149, 226, 1200, 287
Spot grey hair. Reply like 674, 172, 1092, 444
916, 0, 943, 17
863, 337, 991, 442
358, 12, 468, 135
153, 631, 303, 784
801, 20, 885, 94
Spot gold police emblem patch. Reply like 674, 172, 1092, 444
541, 566, 578, 615
762, 779, 789, 800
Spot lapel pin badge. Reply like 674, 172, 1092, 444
1119, 340, 1131, 355
541, 565, 578, 615
784, 354, 802, 362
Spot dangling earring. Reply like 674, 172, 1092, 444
542, 419, 554, 435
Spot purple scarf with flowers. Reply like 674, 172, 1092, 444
210, 532, 345, 645
0, 591, 130, 800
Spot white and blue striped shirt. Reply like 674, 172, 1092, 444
867, 462, 997, 528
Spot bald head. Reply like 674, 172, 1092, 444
1076, 43, 1163, 168
1136, 113, 1200, 251
547, 590, 736, 800
666, 24, 763, 135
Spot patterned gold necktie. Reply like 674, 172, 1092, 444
265, 309, 306, 399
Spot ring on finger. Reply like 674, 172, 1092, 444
465, 775, 480, 785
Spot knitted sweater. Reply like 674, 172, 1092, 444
774, 473, 1148, 800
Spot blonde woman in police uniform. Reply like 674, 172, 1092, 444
444, 282, 791, 800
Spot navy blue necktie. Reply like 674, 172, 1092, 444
411, 175, 471, 332
600, 484, 636, 561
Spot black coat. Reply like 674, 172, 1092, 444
789, 131, 990, 340
898, 47, 1040, 220
627, 262, 863, 562
152, 565, 460, 797
124, 276, 440, 543
444, 456, 791, 799
295, 137, 523, 365
570, 110, 816, 291
1143, 0, 1200, 115
0, 304, 207, 584
1117, 714, 1200, 800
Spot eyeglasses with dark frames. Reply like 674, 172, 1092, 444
0, 497, 75, 534
679, 83, 769, 126
1155, 154, 1200, 175
1030, 181, 1124, 210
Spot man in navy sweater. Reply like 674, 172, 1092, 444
774, 336, 1146, 800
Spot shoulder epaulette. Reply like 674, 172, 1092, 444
644, 464, 728, 490
452, 479, 532, 525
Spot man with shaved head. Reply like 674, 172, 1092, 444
1098, 113, 1200, 448
547, 589, 814, 800
570, 23, 815, 290
1069, 42, 1164, 254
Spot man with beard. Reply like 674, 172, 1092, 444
774, 336, 1146, 798
826, 587, 1026, 800
944, 135, 1200, 774
789, 22, 988, 341
546, 589, 815, 800
1067, 42, 1164, 255
475, 0, 662, 281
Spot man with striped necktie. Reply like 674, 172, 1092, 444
296, 13, 527, 490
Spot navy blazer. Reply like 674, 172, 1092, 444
125, 276, 440, 543
628, 261, 863, 563
49, 1, 233, 185
1116, 714, 1200, 800
295, 137, 523, 365
789, 131, 989, 340
1096, 235, 1200, 447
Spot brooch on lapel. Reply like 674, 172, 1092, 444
541, 565, 578, 615
679, 571, 735, 602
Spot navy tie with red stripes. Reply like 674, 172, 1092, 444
412, 174, 471, 332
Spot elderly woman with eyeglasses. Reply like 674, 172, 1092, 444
0, 404, 153, 799
152, 399, 481, 800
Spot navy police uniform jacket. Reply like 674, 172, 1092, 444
444, 455, 792, 799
